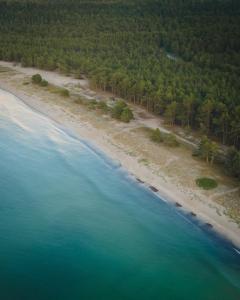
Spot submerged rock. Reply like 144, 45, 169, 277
150, 186, 158, 192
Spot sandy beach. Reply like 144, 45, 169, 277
0, 61, 240, 248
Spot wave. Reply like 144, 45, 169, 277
234, 248, 240, 255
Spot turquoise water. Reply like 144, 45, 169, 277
0, 89, 240, 300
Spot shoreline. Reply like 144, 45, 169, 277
1, 63, 240, 248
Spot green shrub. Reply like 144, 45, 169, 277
120, 107, 134, 123
164, 133, 179, 147
40, 79, 48, 87
111, 100, 127, 119
97, 101, 109, 112
60, 88, 69, 97
151, 128, 163, 143
87, 99, 97, 109
150, 129, 179, 147
196, 177, 218, 190
31, 74, 48, 87
31, 74, 42, 84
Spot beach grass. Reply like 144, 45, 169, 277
196, 177, 218, 190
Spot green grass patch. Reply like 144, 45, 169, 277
138, 158, 149, 165
48, 85, 69, 97
59, 88, 69, 97
31, 74, 49, 87
196, 177, 218, 190
149, 128, 179, 147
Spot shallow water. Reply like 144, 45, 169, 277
0, 89, 240, 300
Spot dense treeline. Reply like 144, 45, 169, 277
0, 0, 239, 148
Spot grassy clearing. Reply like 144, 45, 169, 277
74, 97, 133, 122
142, 127, 180, 147
48, 85, 69, 97
0, 66, 10, 73
196, 177, 218, 190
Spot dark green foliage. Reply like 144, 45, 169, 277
87, 99, 97, 110
111, 100, 127, 119
97, 101, 109, 113
40, 79, 48, 87
151, 128, 163, 143
195, 136, 219, 165
164, 133, 179, 147
31, 74, 42, 84
225, 147, 240, 179
0, 0, 240, 147
60, 88, 69, 97
196, 177, 218, 190
120, 107, 134, 123
111, 100, 133, 122
31, 73, 48, 86
150, 128, 179, 147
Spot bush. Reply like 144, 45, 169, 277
87, 99, 97, 110
196, 177, 218, 190
31, 74, 42, 84
31, 74, 48, 87
120, 107, 134, 123
150, 128, 179, 146
97, 101, 109, 113
164, 133, 179, 147
40, 79, 48, 87
60, 88, 69, 97
111, 100, 127, 119
151, 128, 163, 143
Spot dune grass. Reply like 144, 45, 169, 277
196, 177, 218, 190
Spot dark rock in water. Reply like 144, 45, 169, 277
150, 186, 158, 192
190, 212, 196, 217
205, 223, 213, 228
175, 202, 182, 207
136, 178, 144, 184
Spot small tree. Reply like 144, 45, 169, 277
225, 147, 240, 179
196, 136, 218, 165
32, 74, 42, 84
164, 101, 177, 126
209, 141, 218, 165
111, 100, 127, 119
151, 128, 163, 143
197, 136, 211, 163
120, 107, 134, 123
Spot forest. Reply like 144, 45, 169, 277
0, 0, 239, 149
